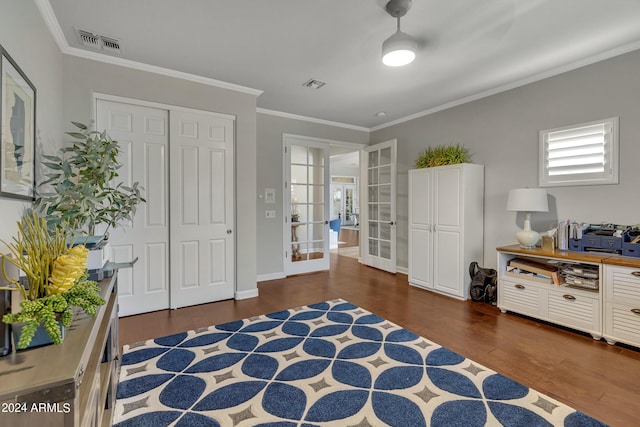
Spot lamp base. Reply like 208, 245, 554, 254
515, 229, 540, 248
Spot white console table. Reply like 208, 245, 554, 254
497, 245, 640, 349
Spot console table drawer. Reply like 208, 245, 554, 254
499, 279, 541, 317
605, 265, 640, 304
547, 288, 600, 333
604, 301, 640, 347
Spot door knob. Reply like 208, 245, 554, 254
227, 229, 232, 234
389, 221, 395, 225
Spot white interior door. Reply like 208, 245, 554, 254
169, 109, 235, 309
362, 140, 397, 273
96, 99, 170, 316
284, 136, 330, 275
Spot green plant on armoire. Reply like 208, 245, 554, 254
415, 144, 471, 168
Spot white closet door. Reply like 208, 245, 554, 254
169, 109, 235, 309
96, 99, 170, 316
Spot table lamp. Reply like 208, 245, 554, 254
507, 188, 549, 248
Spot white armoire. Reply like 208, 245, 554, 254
408, 163, 484, 300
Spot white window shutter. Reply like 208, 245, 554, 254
539, 118, 618, 187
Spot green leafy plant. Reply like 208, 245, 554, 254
0, 212, 105, 349
3, 279, 104, 348
34, 121, 146, 236
415, 144, 471, 168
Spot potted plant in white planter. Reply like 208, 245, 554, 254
34, 121, 145, 236
34, 122, 146, 272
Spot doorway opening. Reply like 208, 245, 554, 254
329, 149, 360, 261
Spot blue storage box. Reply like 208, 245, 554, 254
569, 239, 582, 251
600, 236, 622, 249
582, 234, 601, 248
622, 242, 640, 258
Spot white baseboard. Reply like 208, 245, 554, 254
235, 288, 259, 300
257, 272, 286, 282
396, 266, 408, 275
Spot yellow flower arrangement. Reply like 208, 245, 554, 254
1, 212, 105, 349
48, 245, 90, 295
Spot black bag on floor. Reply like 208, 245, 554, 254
469, 261, 497, 304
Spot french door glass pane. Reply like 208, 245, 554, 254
368, 168, 378, 184
309, 185, 325, 204
291, 145, 307, 164
379, 165, 391, 184
345, 188, 354, 221
291, 165, 308, 183
309, 166, 325, 185
369, 151, 379, 167
380, 241, 391, 260
368, 203, 378, 220
380, 223, 391, 240
307, 205, 324, 222
291, 184, 307, 204
308, 223, 324, 242
379, 184, 391, 202
369, 222, 379, 238
368, 238, 378, 256
332, 187, 342, 219
380, 147, 391, 166
293, 205, 307, 222
379, 204, 391, 221
368, 186, 378, 202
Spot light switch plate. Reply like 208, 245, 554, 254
265, 188, 276, 203
265, 210, 276, 218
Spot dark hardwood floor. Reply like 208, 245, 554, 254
119, 253, 640, 426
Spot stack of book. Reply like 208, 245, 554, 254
505, 257, 562, 284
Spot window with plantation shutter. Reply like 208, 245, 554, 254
539, 117, 618, 187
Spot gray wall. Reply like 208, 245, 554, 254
62, 56, 259, 294
371, 49, 640, 270
0, 0, 64, 248
256, 113, 369, 278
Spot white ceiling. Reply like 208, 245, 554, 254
46, 0, 640, 130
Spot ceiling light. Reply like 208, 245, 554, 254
382, 0, 417, 67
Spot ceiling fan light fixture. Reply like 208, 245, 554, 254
381, 0, 416, 67
382, 30, 417, 66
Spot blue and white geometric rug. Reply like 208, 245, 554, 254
114, 299, 607, 427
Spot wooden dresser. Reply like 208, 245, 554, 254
0, 274, 119, 427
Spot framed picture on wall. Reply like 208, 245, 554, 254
0, 44, 36, 200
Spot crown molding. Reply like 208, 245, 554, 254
371, 39, 640, 132
257, 108, 369, 133
35, 0, 262, 97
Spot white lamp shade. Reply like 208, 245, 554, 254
506, 188, 548, 212
382, 30, 417, 66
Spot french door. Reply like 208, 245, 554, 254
362, 140, 397, 273
284, 136, 330, 275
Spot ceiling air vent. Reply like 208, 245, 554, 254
100, 36, 121, 54
76, 28, 121, 54
77, 30, 101, 49
302, 79, 326, 90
